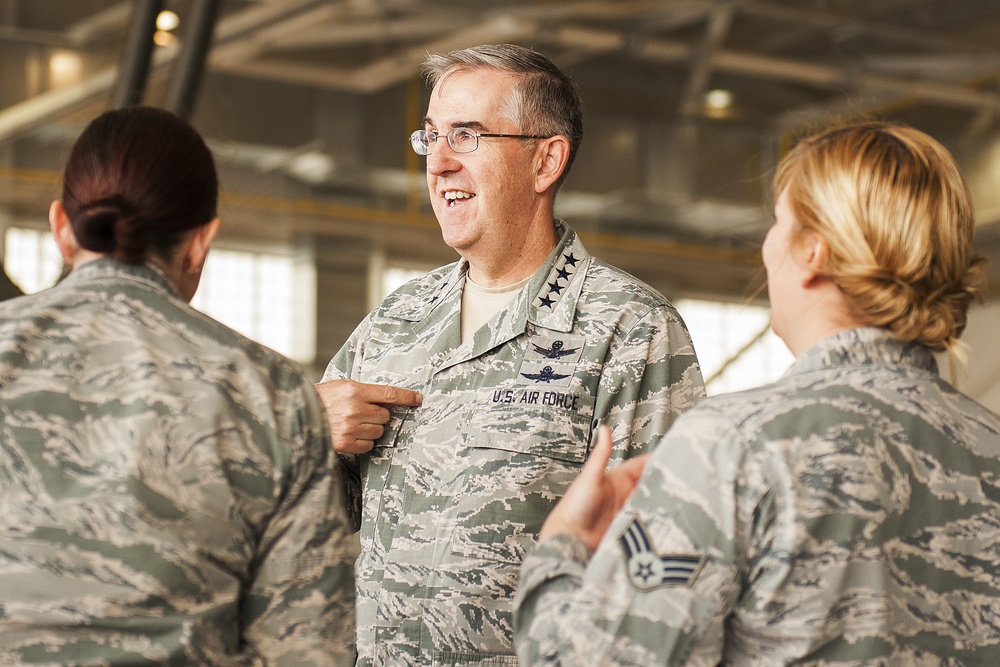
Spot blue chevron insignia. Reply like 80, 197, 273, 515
618, 517, 705, 591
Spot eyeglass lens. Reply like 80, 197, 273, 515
410, 128, 481, 155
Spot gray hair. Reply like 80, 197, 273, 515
422, 44, 584, 188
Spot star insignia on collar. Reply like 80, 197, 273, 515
563, 252, 579, 267
556, 266, 571, 281
547, 280, 564, 295
538, 294, 555, 309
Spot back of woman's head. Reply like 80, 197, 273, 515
61, 106, 218, 264
773, 121, 987, 353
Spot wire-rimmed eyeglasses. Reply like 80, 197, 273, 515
409, 127, 551, 156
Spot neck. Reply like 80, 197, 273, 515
781, 283, 866, 357
466, 216, 559, 288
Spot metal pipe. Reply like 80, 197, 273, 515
110, 0, 162, 108
165, 0, 221, 120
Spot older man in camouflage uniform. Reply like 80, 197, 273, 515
316, 44, 704, 666
0, 259, 357, 665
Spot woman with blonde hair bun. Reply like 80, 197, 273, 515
772, 122, 985, 363
513, 122, 1000, 666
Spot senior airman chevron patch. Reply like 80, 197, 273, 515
619, 517, 705, 591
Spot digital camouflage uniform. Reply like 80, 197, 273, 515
0, 259, 356, 666
323, 221, 705, 666
515, 327, 1000, 666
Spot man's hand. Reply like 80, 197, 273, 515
315, 379, 422, 455
539, 425, 649, 553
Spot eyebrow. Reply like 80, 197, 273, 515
422, 117, 488, 132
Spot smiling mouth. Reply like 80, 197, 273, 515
443, 190, 475, 207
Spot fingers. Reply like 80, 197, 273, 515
373, 383, 423, 408
538, 425, 616, 546
343, 380, 422, 408
614, 454, 650, 485
580, 424, 614, 480
315, 379, 422, 455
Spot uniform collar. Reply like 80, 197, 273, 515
385, 220, 591, 334
785, 327, 939, 378
63, 258, 180, 298
525, 221, 590, 333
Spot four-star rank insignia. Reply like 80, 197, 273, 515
619, 517, 705, 591
534, 251, 580, 310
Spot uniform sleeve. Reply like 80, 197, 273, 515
595, 303, 705, 463
242, 378, 357, 666
514, 405, 753, 666
320, 320, 368, 532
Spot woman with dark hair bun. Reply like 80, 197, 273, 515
0, 107, 356, 665
55, 105, 220, 293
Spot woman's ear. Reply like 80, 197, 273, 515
48, 200, 78, 263
796, 232, 828, 288
182, 217, 221, 275
534, 135, 570, 194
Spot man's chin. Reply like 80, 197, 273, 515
437, 226, 476, 253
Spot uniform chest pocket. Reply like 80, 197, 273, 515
450, 393, 594, 566
359, 405, 414, 547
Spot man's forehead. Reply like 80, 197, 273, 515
427, 70, 519, 124
431, 68, 519, 97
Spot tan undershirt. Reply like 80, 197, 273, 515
461, 273, 532, 343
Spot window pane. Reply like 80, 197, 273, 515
675, 298, 793, 395
3, 228, 312, 363
4, 228, 62, 294
191, 248, 307, 361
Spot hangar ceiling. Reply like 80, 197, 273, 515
3, 0, 1000, 300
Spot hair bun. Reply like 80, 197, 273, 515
72, 196, 146, 263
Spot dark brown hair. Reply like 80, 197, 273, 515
61, 106, 218, 264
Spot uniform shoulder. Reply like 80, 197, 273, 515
670, 378, 794, 440
586, 258, 673, 309
374, 261, 460, 314
197, 308, 308, 379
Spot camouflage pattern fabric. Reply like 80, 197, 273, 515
0, 266, 22, 302
323, 221, 705, 666
515, 327, 1000, 666
0, 259, 356, 666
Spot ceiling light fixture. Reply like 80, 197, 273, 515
704, 89, 733, 111
153, 30, 177, 47
48, 51, 83, 88
156, 10, 180, 32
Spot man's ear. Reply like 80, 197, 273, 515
534, 135, 570, 194
48, 200, 77, 263
182, 217, 221, 274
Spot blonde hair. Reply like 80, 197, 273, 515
773, 122, 987, 357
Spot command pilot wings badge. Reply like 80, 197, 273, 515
531, 340, 580, 359
619, 517, 705, 591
